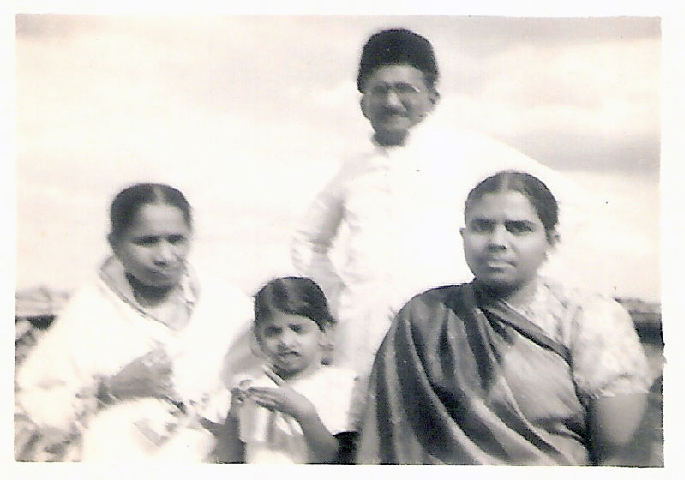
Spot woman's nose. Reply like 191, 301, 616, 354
154, 241, 175, 263
487, 225, 508, 248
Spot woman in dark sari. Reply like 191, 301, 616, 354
357, 171, 651, 465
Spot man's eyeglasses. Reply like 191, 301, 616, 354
367, 82, 422, 100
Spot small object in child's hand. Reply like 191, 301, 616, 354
231, 374, 254, 399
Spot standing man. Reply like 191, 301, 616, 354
292, 28, 583, 397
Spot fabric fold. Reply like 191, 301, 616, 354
358, 282, 598, 465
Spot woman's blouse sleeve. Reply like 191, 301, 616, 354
570, 294, 652, 402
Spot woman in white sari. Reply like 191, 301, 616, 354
15, 183, 253, 462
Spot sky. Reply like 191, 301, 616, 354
12, 14, 662, 301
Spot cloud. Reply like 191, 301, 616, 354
17, 15, 660, 172
429, 16, 660, 59
541, 171, 660, 300
435, 36, 660, 171
14, 15, 662, 300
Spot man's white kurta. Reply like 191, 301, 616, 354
292, 112, 587, 380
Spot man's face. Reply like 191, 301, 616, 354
360, 64, 438, 146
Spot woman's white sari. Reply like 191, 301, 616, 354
15, 257, 254, 462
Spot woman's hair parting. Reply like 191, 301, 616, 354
465, 170, 559, 241
109, 183, 192, 240
254, 277, 335, 332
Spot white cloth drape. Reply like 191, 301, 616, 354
16, 260, 253, 462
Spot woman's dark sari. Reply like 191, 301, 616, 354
357, 282, 590, 465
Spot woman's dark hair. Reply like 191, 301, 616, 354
254, 277, 335, 332
109, 183, 192, 240
465, 171, 559, 242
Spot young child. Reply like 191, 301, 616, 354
214, 277, 358, 464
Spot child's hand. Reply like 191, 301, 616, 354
247, 368, 316, 422
227, 377, 253, 418
228, 387, 247, 418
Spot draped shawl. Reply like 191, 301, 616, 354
357, 282, 591, 465
15, 257, 254, 462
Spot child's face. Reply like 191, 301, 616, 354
256, 312, 325, 380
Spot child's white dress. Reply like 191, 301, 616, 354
237, 366, 358, 464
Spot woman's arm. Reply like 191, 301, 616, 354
105, 348, 175, 401
212, 414, 245, 463
210, 386, 248, 463
589, 393, 648, 466
569, 295, 653, 465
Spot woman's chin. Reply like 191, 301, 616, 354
130, 273, 181, 291
477, 277, 522, 294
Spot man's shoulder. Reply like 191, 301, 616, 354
410, 112, 496, 147
337, 149, 379, 174
318, 151, 386, 198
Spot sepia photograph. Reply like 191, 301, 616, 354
7, 4, 677, 476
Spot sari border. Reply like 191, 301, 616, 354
470, 283, 573, 367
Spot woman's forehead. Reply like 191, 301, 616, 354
466, 191, 541, 221
125, 203, 189, 234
